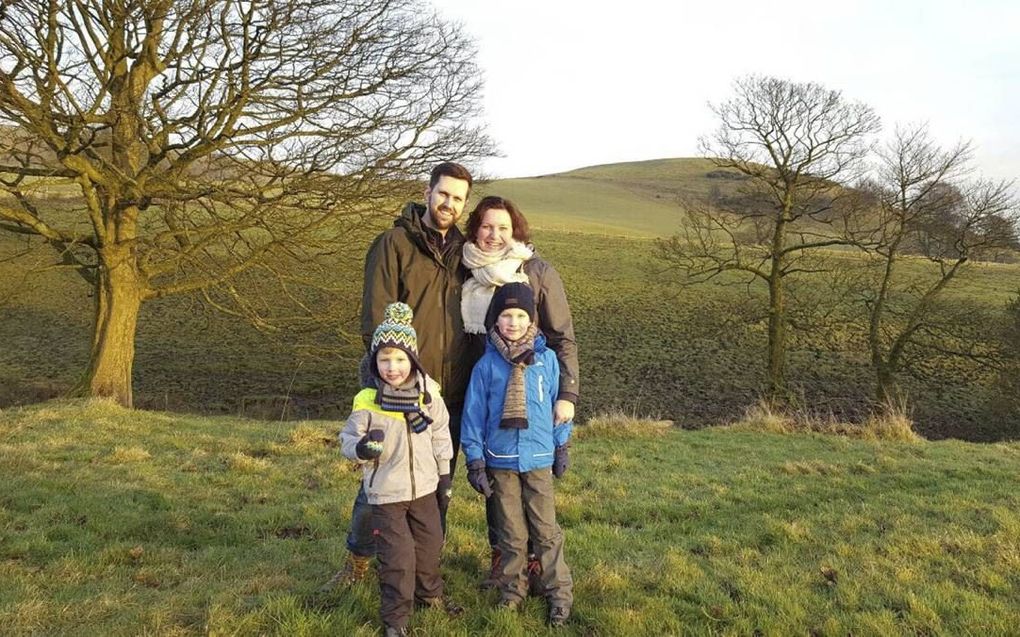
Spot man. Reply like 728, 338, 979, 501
323, 161, 474, 589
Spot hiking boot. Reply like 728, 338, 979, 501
317, 552, 372, 592
526, 554, 543, 596
548, 605, 571, 627
496, 597, 521, 612
416, 595, 465, 618
383, 625, 408, 637
480, 546, 502, 589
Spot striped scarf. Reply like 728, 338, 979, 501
376, 373, 433, 433
488, 323, 539, 429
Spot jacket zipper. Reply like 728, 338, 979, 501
407, 419, 416, 500
537, 373, 543, 403
367, 416, 379, 487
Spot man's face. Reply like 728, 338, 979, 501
496, 307, 532, 342
424, 175, 470, 232
376, 347, 412, 386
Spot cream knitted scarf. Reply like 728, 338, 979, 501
461, 241, 533, 334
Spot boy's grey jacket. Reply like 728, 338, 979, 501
341, 375, 453, 505
461, 333, 573, 473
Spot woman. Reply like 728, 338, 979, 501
460, 195, 580, 589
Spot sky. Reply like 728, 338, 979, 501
428, 0, 1020, 182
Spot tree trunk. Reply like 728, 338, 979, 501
766, 214, 788, 402
86, 244, 144, 407
874, 361, 898, 407
766, 265, 786, 402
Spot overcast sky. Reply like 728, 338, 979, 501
429, 0, 1020, 182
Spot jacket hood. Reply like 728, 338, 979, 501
395, 202, 465, 257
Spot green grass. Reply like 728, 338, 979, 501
1, 401, 1018, 635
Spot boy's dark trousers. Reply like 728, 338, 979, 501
347, 404, 462, 554
372, 493, 445, 630
489, 468, 573, 608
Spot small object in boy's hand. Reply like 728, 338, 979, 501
437, 473, 452, 511
356, 429, 385, 460
552, 445, 569, 478
466, 459, 493, 498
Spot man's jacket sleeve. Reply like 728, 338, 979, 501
361, 231, 402, 351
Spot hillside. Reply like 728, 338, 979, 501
473, 158, 736, 237
2, 158, 1019, 440
1, 400, 1017, 635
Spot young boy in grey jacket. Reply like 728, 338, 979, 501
340, 302, 461, 637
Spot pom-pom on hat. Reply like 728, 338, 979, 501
371, 302, 422, 373
484, 282, 536, 330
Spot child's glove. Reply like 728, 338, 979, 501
355, 429, 385, 460
436, 473, 452, 512
552, 445, 569, 478
466, 459, 493, 498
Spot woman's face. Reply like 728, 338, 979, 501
475, 207, 514, 253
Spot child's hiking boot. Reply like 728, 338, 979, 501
526, 554, 543, 596
318, 552, 372, 592
416, 595, 465, 617
548, 605, 570, 627
496, 597, 521, 612
480, 547, 502, 589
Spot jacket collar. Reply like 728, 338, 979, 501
395, 201, 465, 261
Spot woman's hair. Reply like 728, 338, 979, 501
465, 195, 531, 243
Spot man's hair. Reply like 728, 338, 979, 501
429, 162, 473, 190
465, 195, 531, 244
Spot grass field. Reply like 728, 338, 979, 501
1, 158, 1018, 440
1, 400, 1018, 636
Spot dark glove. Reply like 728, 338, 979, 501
552, 445, 569, 478
436, 473, 452, 512
355, 429, 385, 460
466, 459, 492, 498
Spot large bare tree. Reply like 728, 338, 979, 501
856, 124, 1019, 404
0, 0, 492, 406
659, 75, 880, 401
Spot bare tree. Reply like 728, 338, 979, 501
659, 75, 880, 401
856, 124, 1019, 404
0, 0, 493, 406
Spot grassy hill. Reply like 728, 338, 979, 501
472, 158, 736, 237
1, 400, 1018, 635
1, 158, 1018, 440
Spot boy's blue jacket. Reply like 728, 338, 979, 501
461, 332, 573, 472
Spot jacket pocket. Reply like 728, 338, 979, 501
485, 426, 519, 460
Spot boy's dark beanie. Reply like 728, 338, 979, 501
484, 282, 536, 330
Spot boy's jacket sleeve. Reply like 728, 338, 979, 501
460, 360, 489, 464
340, 409, 372, 463
429, 385, 453, 475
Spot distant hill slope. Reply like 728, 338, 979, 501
475, 158, 741, 238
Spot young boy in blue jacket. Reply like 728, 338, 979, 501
460, 282, 574, 627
